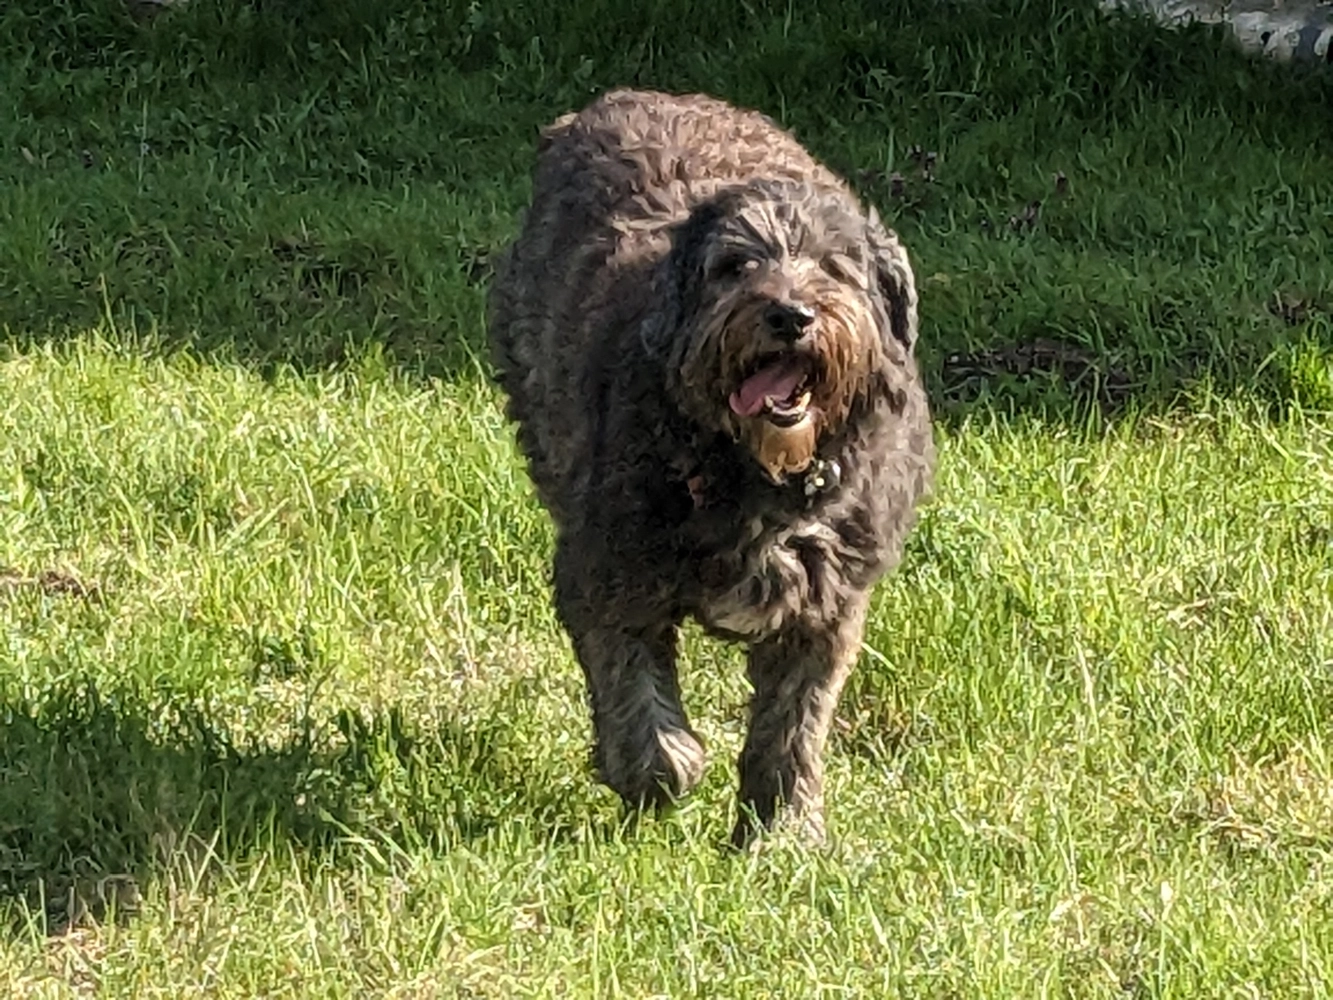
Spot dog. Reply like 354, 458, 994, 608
487, 89, 934, 846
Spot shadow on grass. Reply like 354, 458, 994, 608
0, 681, 591, 936
2, 0, 1332, 420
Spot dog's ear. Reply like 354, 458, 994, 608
865, 207, 919, 353
641, 199, 726, 359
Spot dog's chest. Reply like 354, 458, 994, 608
689, 516, 848, 640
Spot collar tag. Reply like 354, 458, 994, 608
803, 457, 842, 501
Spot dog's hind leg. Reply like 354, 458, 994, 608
732, 595, 869, 847
567, 621, 707, 810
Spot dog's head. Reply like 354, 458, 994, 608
645, 179, 919, 483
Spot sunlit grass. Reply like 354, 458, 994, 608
2, 0, 1332, 995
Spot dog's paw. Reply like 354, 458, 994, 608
602, 725, 707, 810
730, 801, 828, 852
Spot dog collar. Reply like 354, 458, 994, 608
680, 449, 841, 510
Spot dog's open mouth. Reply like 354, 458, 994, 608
728, 354, 816, 427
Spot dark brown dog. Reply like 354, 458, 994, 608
488, 89, 934, 845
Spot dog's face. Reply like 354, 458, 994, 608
650, 180, 918, 483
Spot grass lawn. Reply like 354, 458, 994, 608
2, 0, 1333, 995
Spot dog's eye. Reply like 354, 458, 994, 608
821, 253, 865, 289
710, 256, 755, 282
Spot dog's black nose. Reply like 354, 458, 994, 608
763, 301, 816, 340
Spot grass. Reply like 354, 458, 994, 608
2, 0, 1332, 995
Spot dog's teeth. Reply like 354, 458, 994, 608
764, 390, 812, 416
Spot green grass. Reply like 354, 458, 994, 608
2, 0, 1333, 995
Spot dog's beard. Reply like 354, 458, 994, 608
678, 292, 879, 484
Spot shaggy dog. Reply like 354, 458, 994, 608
488, 89, 935, 845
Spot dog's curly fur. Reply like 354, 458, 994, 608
488, 89, 935, 845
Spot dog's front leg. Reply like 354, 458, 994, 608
568, 622, 707, 810
733, 597, 868, 847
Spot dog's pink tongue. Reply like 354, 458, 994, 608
729, 359, 807, 417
